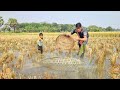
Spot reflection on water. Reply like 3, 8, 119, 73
17, 50, 111, 79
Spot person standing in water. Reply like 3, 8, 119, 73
71, 22, 89, 59
37, 33, 43, 54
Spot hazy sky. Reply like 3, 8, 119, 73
0, 11, 120, 29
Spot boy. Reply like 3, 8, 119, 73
37, 33, 43, 54
71, 22, 89, 59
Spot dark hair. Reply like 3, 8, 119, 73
39, 33, 43, 36
76, 22, 82, 28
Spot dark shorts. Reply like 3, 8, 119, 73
78, 42, 86, 54
78, 42, 81, 48
38, 45, 43, 54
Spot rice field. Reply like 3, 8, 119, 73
0, 32, 120, 79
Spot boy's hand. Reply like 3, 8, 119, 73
79, 40, 84, 44
65, 34, 70, 37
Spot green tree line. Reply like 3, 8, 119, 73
0, 16, 120, 33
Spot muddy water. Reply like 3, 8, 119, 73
16, 50, 111, 79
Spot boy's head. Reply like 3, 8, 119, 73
39, 33, 43, 38
75, 22, 82, 32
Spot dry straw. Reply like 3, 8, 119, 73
55, 34, 75, 50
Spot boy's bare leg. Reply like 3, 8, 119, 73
77, 47, 81, 55
40, 46, 43, 54
78, 44, 86, 59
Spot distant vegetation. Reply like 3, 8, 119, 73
0, 16, 120, 33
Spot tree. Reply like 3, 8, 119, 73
105, 26, 113, 31
0, 16, 4, 27
7, 18, 18, 32
88, 25, 101, 32
52, 22, 58, 27
2, 24, 11, 32
61, 24, 68, 32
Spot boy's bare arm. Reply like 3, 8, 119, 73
74, 36, 87, 41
